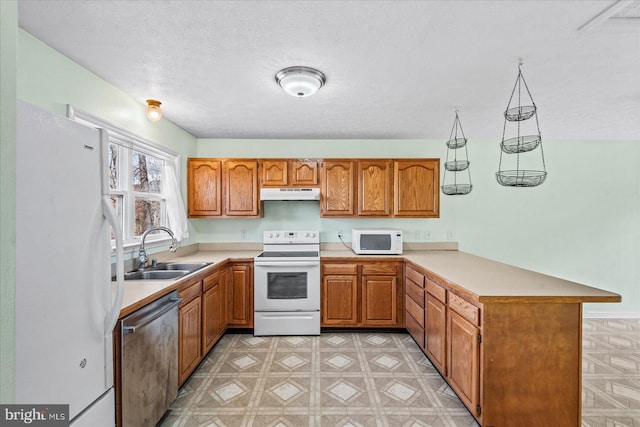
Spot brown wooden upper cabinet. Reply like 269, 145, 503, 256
188, 159, 222, 217
320, 160, 355, 217
259, 159, 319, 187
393, 159, 439, 218
225, 160, 260, 217
187, 158, 260, 218
357, 160, 392, 216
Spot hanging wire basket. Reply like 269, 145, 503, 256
505, 105, 536, 122
496, 63, 547, 188
442, 184, 472, 195
442, 110, 472, 195
500, 135, 541, 154
445, 160, 470, 171
495, 170, 547, 187
446, 137, 467, 149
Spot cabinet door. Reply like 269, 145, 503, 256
188, 159, 222, 217
362, 275, 399, 326
357, 160, 392, 216
202, 283, 221, 355
320, 161, 355, 217
224, 161, 259, 216
425, 293, 447, 373
290, 160, 319, 186
227, 264, 253, 327
322, 275, 358, 325
218, 268, 228, 331
447, 310, 480, 415
261, 160, 288, 187
178, 296, 201, 385
393, 160, 439, 218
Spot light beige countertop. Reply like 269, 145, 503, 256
116, 248, 620, 318
114, 250, 259, 318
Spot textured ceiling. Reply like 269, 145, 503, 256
17, 0, 640, 141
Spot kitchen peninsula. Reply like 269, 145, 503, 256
115, 246, 620, 427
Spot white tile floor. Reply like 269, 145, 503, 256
160, 319, 640, 427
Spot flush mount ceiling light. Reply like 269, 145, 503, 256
145, 99, 162, 122
275, 66, 326, 98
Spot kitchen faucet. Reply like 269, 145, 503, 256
138, 226, 177, 269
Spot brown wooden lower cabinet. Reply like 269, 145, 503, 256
227, 263, 253, 327
178, 287, 201, 385
321, 261, 402, 327
403, 261, 587, 426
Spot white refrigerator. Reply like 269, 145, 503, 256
15, 100, 124, 425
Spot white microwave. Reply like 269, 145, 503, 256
351, 228, 403, 255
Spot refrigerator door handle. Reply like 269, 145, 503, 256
103, 196, 124, 336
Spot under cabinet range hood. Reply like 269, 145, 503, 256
260, 187, 321, 201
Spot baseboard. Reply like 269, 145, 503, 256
583, 311, 640, 319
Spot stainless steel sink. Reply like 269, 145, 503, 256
124, 270, 190, 281
152, 262, 209, 273
122, 262, 210, 281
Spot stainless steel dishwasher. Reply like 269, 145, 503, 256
121, 291, 181, 427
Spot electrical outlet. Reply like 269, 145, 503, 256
240, 229, 247, 240
337, 230, 343, 239
447, 230, 455, 241
424, 231, 431, 241
415, 231, 422, 240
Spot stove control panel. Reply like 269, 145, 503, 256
263, 230, 319, 244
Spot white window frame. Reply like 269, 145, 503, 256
67, 105, 181, 251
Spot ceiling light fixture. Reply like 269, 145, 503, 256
275, 66, 326, 98
145, 99, 162, 122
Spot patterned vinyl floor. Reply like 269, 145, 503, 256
159, 318, 640, 427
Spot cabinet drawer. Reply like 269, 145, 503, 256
179, 281, 202, 306
448, 292, 480, 326
405, 279, 425, 308
405, 295, 424, 328
426, 278, 446, 303
323, 263, 358, 275
203, 271, 219, 292
405, 312, 425, 348
406, 266, 425, 288
362, 262, 397, 275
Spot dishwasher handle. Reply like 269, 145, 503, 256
123, 297, 182, 335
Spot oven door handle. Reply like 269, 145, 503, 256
255, 262, 319, 267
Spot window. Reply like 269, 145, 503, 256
68, 105, 187, 248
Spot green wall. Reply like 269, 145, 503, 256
197, 138, 640, 316
0, 0, 17, 402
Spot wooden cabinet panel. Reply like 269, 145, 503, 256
405, 294, 424, 328
362, 275, 398, 326
357, 160, 392, 216
406, 279, 425, 308
449, 292, 480, 326
188, 159, 221, 217
426, 278, 446, 303
202, 271, 223, 355
405, 310, 425, 348
224, 161, 259, 217
393, 160, 439, 218
447, 310, 480, 415
425, 293, 447, 373
320, 161, 355, 217
261, 160, 288, 186
406, 265, 425, 288
178, 296, 201, 385
227, 263, 253, 327
323, 263, 358, 275
361, 262, 397, 275
291, 160, 319, 186
322, 275, 358, 325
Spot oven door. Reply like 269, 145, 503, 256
254, 261, 320, 312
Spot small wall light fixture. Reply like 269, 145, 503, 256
145, 99, 162, 122
275, 66, 326, 98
